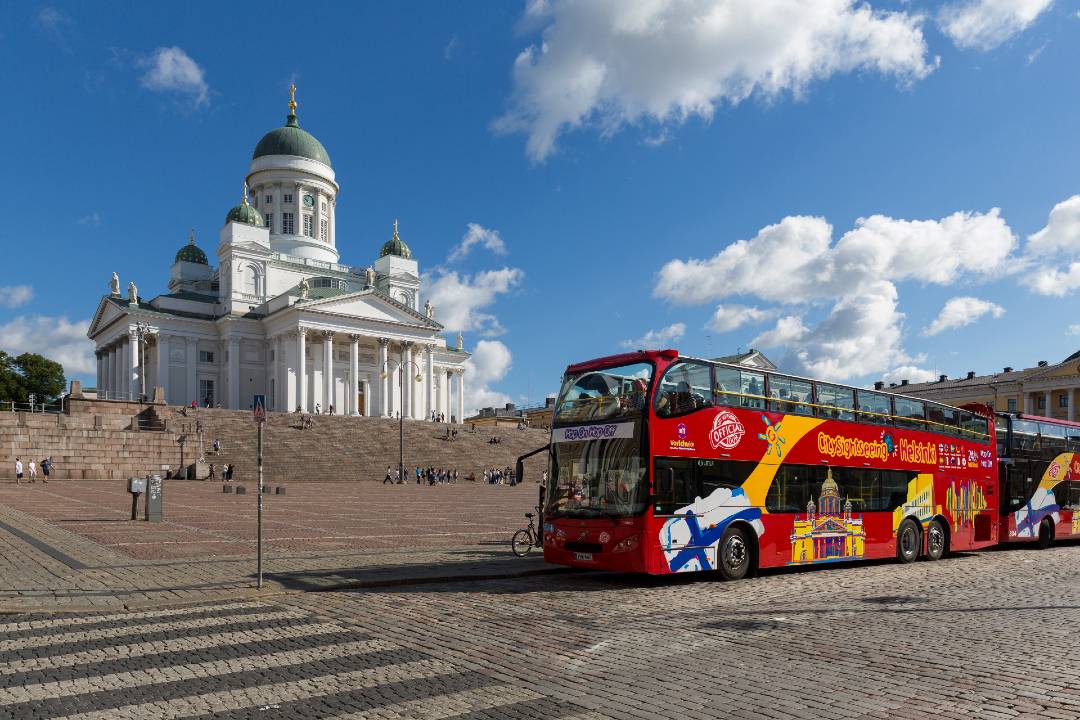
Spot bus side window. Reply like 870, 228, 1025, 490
879, 470, 912, 510
696, 460, 755, 500
765, 464, 820, 513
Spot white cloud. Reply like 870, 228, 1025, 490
424, 267, 523, 336
463, 339, 514, 415
881, 365, 938, 385
36, 7, 74, 50
448, 223, 508, 262
0, 286, 34, 309
77, 212, 101, 227
0, 315, 94, 375
938, 0, 1053, 51
923, 296, 1005, 336
496, 0, 935, 161
620, 322, 685, 349
1068, 324, 1080, 336
1024, 262, 1080, 297
751, 315, 808, 349
707, 304, 777, 333
654, 209, 1016, 305
654, 206, 1019, 383
139, 47, 210, 107
1027, 194, 1080, 256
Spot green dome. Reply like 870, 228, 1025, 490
252, 113, 332, 167
175, 241, 208, 265
379, 221, 412, 259
225, 201, 264, 227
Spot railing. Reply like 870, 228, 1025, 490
3, 401, 63, 414
95, 390, 140, 402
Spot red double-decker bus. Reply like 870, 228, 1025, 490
541, 349, 999, 579
994, 412, 1080, 547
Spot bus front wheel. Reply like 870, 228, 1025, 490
1036, 519, 1053, 549
896, 519, 921, 564
926, 519, 947, 561
717, 526, 752, 581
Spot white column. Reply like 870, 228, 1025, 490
1044, 390, 1052, 417
95, 351, 102, 395
1023, 392, 1033, 414
349, 335, 360, 415
362, 378, 371, 416
228, 337, 241, 409
425, 345, 435, 421
402, 342, 413, 419
117, 342, 126, 399
1069, 389, 1076, 422
378, 338, 389, 416
297, 328, 308, 412
186, 339, 198, 406
456, 370, 465, 424
157, 334, 170, 404
441, 370, 450, 418
128, 330, 140, 400
322, 331, 334, 413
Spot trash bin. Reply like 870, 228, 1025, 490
128, 477, 146, 520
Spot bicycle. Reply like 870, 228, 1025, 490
511, 506, 543, 557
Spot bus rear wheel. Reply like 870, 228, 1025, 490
896, 519, 921, 564
926, 519, 947, 561
1036, 519, 1053, 549
717, 526, 752, 581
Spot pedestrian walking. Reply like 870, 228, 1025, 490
15, 457, 23, 485
315, 403, 322, 415
384, 466, 393, 484
41, 457, 51, 484
28, 460, 37, 482
208, 463, 216, 481
213, 438, 221, 453
328, 404, 335, 416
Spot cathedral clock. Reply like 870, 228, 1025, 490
303, 194, 314, 207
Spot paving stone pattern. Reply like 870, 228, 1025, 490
288, 542, 1080, 720
0, 600, 604, 720
0, 482, 552, 611
2, 544, 1080, 717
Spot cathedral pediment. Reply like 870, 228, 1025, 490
296, 289, 441, 329
87, 297, 130, 339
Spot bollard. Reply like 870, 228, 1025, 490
223, 484, 233, 494
236, 486, 247, 495
144, 475, 164, 523
275, 486, 286, 495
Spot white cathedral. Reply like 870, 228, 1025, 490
87, 88, 469, 422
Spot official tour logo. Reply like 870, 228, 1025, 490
709, 410, 745, 450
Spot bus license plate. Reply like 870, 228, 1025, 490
574, 552, 593, 562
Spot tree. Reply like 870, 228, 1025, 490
14, 354, 65, 403
0, 352, 66, 404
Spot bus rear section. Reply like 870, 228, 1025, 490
996, 413, 1080, 547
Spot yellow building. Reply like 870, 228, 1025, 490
790, 470, 866, 564
892, 352, 1080, 421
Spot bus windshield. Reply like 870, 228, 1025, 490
553, 362, 653, 425
546, 425, 648, 518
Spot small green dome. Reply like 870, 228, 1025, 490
379, 220, 412, 259
225, 201, 264, 227
253, 113, 332, 167
175, 240, 208, 265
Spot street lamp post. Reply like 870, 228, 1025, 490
381, 355, 423, 484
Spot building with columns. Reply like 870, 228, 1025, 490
894, 352, 1080, 422
87, 88, 469, 422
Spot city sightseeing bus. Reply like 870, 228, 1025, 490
995, 412, 1080, 547
541, 349, 998, 580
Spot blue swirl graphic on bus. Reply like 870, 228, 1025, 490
660, 487, 765, 573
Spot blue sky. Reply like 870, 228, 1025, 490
1, 1, 1078, 411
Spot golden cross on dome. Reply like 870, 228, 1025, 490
289, 83, 297, 114
188, 228, 195, 245
242, 182, 249, 205
393, 219, 399, 236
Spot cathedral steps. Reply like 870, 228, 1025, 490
0, 403, 550, 484
192, 409, 550, 484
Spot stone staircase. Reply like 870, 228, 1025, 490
185, 409, 551, 485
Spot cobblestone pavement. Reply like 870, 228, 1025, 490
1, 542, 1079, 718
0, 481, 541, 559
0, 482, 551, 611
